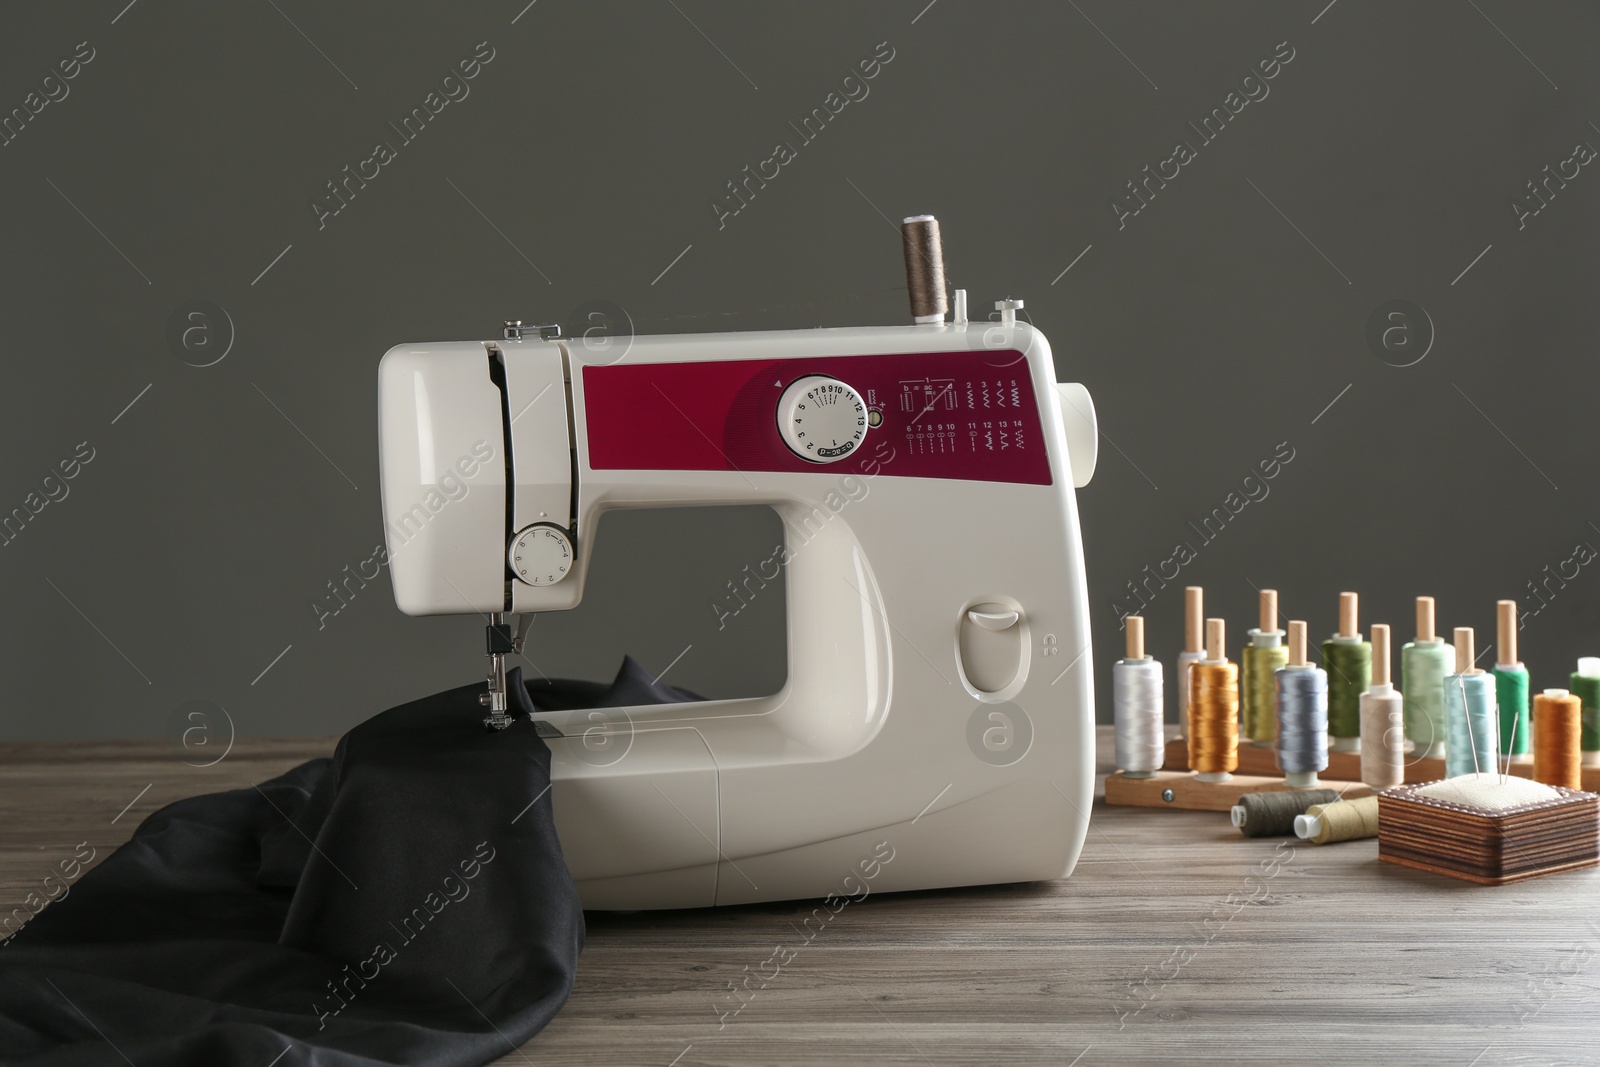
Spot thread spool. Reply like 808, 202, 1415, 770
1359, 623, 1404, 789
1241, 588, 1287, 746
900, 215, 948, 324
1190, 617, 1239, 782
1178, 586, 1206, 763
1230, 788, 1340, 837
1113, 616, 1164, 777
1322, 592, 1370, 754
1569, 658, 1600, 767
1274, 621, 1328, 788
1492, 600, 1530, 757
1532, 688, 1582, 789
1402, 596, 1454, 759
1444, 627, 1498, 779
1293, 795, 1380, 844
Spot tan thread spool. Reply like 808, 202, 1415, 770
1294, 795, 1380, 844
1190, 617, 1239, 781
1533, 688, 1582, 789
1360, 623, 1404, 789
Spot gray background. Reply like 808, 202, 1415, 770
1, 0, 1595, 741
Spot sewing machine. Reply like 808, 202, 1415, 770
376, 218, 1100, 908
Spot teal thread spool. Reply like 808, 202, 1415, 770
1241, 589, 1286, 745
1401, 597, 1452, 759
1323, 593, 1370, 752
1444, 628, 1498, 778
1493, 599, 1529, 756
1569, 657, 1600, 764
1493, 665, 1530, 755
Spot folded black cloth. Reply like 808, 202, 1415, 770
0, 657, 698, 1066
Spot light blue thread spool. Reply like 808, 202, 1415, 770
1444, 672, 1498, 778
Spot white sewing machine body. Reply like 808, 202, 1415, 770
378, 317, 1098, 909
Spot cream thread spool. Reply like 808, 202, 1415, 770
1275, 620, 1328, 788
1190, 617, 1239, 783
1113, 615, 1164, 777
1293, 795, 1380, 844
1241, 588, 1287, 748
1359, 623, 1405, 789
1178, 586, 1206, 764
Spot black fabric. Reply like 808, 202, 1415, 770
0, 657, 700, 1067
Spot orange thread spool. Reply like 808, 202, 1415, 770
1190, 618, 1239, 778
1533, 688, 1582, 789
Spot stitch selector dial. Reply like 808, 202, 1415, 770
776, 376, 868, 463
508, 523, 573, 586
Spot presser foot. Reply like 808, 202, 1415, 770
479, 613, 532, 731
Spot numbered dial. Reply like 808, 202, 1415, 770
508, 524, 573, 586
777, 376, 869, 463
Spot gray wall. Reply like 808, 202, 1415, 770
2, 1, 1595, 741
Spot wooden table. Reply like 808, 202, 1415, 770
4, 729, 1597, 1066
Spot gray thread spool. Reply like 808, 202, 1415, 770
1276, 620, 1329, 788
1231, 788, 1340, 837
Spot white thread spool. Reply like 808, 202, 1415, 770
1114, 615, 1164, 777
1360, 623, 1404, 788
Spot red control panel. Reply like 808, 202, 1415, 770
582, 349, 1053, 485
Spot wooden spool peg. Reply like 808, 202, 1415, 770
1372, 623, 1391, 689
1497, 600, 1519, 668
1185, 587, 1204, 654
1125, 615, 1146, 661
1287, 620, 1309, 667
1417, 596, 1437, 643
1454, 627, 1481, 676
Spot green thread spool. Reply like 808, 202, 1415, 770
1493, 602, 1528, 756
1570, 658, 1600, 755
1242, 637, 1287, 744
1403, 640, 1453, 756
1323, 593, 1369, 751
1403, 597, 1451, 757
1323, 639, 1371, 748
1230, 788, 1339, 837
1493, 665, 1530, 755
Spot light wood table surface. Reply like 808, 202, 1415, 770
4, 728, 1597, 1066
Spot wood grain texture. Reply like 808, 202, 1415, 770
1105, 769, 1371, 811
1162, 736, 1600, 792
5, 730, 1600, 1065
